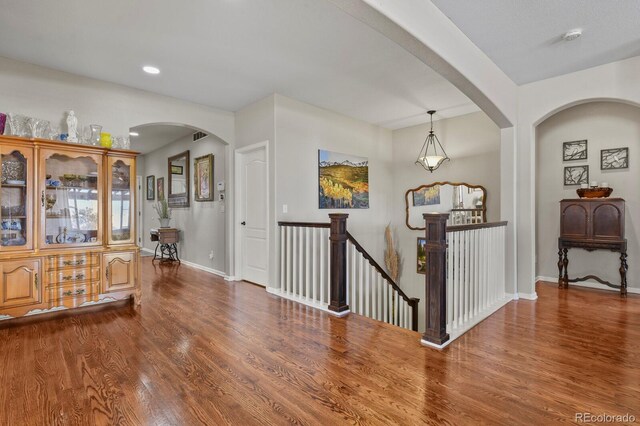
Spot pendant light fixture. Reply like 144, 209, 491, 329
415, 110, 449, 173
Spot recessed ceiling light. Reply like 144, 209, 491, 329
563, 29, 582, 41
142, 66, 160, 75
129, 131, 139, 136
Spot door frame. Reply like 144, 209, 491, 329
136, 175, 143, 247
234, 141, 270, 285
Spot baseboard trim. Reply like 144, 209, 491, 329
224, 276, 239, 282
265, 287, 334, 314
517, 292, 538, 300
420, 338, 450, 350
179, 259, 226, 278
536, 276, 639, 295
141, 248, 227, 278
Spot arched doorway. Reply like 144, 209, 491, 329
129, 122, 231, 277
534, 100, 640, 293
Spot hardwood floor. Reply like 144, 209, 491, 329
1, 260, 638, 425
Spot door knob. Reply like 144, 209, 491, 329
241, 221, 246, 226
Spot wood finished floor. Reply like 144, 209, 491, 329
1, 259, 639, 425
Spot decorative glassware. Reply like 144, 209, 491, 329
89, 124, 102, 146
6, 113, 27, 137
26, 117, 42, 138
100, 132, 112, 148
48, 125, 61, 141
0, 113, 6, 134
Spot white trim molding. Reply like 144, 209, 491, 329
178, 259, 226, 278
517, 292, 538, 300
265, 286, 343, 315
536, 276, 639, 295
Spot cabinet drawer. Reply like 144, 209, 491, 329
46, 267, 100, 287
46, 253, 100, 271
47, 282, 94, 302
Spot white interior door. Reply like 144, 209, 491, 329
238, 146, 268, 285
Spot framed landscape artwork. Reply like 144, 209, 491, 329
318, 149, 369, 209
413, 186, 440, 206
564, 165, 589, 186
601, 148, 628, 170
194, 154, 214, 201
563, 140, 587, 161
417, 237, 426, 274
146, 175, 155, 200
157, 177, 165, 201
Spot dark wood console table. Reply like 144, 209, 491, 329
558, 198, 627, 297
150, 228, 180, 263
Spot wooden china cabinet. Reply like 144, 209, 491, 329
0, 135, 140, 322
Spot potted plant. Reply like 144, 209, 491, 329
153, 199, 172, 228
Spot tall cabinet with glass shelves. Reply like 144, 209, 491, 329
0, 135, 139, 321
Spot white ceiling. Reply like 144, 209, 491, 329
129, 124, 195, 154
431, 0, 640, 84
0, 0, 478, 130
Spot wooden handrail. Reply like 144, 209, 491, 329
346, 232, 420, 307
447, 221, 508, 233
277, 221, 330, 228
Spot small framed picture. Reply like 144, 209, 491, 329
171, 165, 183, 175
157, 177, 165, 201
194, 154, 214, 202
564, 165, 589, 186
601, 148, 628, 170
563, 140, 587, 161
417, 237, 426, 275
146, 175, 155, 200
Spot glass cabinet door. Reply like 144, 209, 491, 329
41, 150, 102, 247
0, 146, 33, 250
108, 157, 134, 245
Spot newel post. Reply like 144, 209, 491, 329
328, 213, 350, 316
421, 213, 450, 346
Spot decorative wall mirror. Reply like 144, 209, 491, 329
405, 181, 487, 230
168, 150, 190, 207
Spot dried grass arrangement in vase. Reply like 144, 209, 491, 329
384, 224, 401, 282
384, 224, 402, 318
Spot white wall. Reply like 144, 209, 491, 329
391, 111, 501, 330
0, 56, 234, 144
518, 55, 640, 296
141, 134, 227, 273
536, 102, 640, 289
275, 94, 394, 268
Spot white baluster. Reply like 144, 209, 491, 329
304, 227, 310, 300
326, 228, 331, 304
364, 264, 370, 318
319, 228, 325, 304
383, 279, 388, 323
312, 228, 317, 302
358, 254, 364, 316
286, 227, 292, 294
280, 226, 285, 292
350, 242, 356, 313
464, 230, 470, 323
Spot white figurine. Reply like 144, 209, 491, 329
66, 110, 78, 142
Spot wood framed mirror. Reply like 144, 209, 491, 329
405, 181, 487, 230
168, 150, 190, 208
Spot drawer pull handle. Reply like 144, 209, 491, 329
63, 259, 86, 266
62, 274, 85, 281
41, 191, 45, 207
35, 273, 38, 289
63, 289, 86, 297
106, 266, 110, 280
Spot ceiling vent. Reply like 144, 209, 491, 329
193, 131, 208, 142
